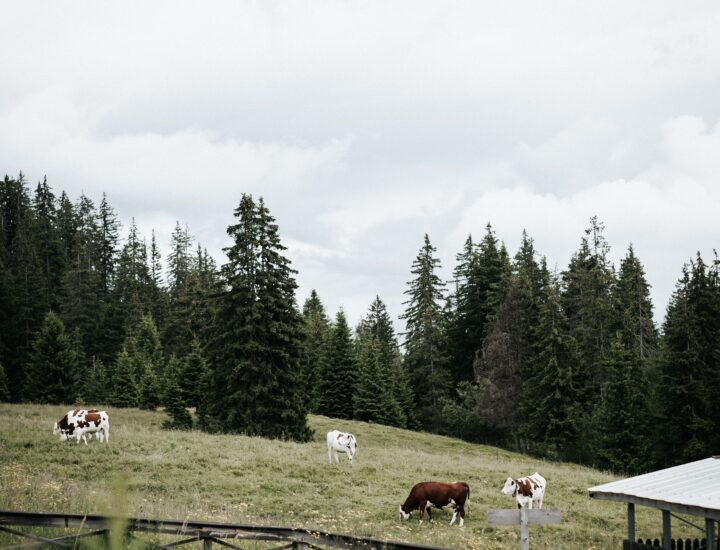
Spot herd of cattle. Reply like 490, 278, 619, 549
53, 413, 547, 527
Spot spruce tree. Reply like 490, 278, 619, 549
595, 335, 652, 474
163, 222, 194, 356
23, 311, 78, 404
447, 224, 511, 385
316, 309, 357, 419
401, 234, 449, 430
110, 348, 139, 408
353, 334, 390, 423
356, 297, 406, 427
301, 290, 331, 412
163, 365, 192, 430
561, 217, 616, 402
0, 363, 10, 402
179, 338, 210, 408
655, 256, 720, 464
206, 195, 311, 441
83, 359, 109, 405
525, 273, 583, 461
138, 363, 161, 410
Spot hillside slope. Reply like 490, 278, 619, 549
0, 404, 682, 548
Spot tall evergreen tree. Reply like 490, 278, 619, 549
561, 217, 616, 402
0, 363, 11, 402
178, 338, 210, 408
163, 358, 193, 430
447, 224, 511, 385
525, 271, 583, 461
23, 311, 78, 404
356, 296, 407, 427
110, 348, 139, 408
316, 309, 357, 419
206, 195, 311, 441
655, 256, 720, 464
401, 234, 449, 430
301, 290, 331, 412
595, 335, 653, 474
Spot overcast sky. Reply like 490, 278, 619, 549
2, 1, 719, 330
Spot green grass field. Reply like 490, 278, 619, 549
0, 404, 694, 548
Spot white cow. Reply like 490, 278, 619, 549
326, 430, 357, 464
502, 472, 546, 509
53, 409, 110, 445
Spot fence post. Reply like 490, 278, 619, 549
203, 537, 212, 549
520, 508, 529, 550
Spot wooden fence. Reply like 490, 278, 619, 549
0, 510, 446, 549
623, 537, 719, 550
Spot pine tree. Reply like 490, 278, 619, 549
32, 177, 66, 313
110, 348, 139, 408
179, 338, 210, 408
447, 224, 511, 385
83, 359, 109, 405
353, 334, 390, 423
316, 309, 357, 419
595, 335, 652, 474
301, 290, 331, 412
163, 364, 192, 430
138, 363, 161, 410
205, 195, 311, 441
0, 363, 10, 402
525, 273, 583, 461
23, 311, 78, 404
401, 234, 449, 430
163, 223, 194, 356
474, 276, 532, 447
561, 217, 616, 402
655, 256, 720, 464
356, 297, 406, 427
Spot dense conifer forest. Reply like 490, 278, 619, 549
1, 173, 718, 472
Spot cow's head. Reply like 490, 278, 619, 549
502, 477, 517, 496
346, 435, 357, 462
399, 505, 411, 521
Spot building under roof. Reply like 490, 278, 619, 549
589, 457, 720, 549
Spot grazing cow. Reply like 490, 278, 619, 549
399, 481, 470, 526
53, 409, 110, 445
502, 472, 546, 509
326, 430, 357, 464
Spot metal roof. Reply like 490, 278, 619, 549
588, 457, 720, 520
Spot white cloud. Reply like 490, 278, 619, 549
2, 1, 720, 328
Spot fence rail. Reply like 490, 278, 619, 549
0, 510, 446, 550
623, 537, 719, 550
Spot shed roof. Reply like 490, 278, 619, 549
588, 457, 720, 520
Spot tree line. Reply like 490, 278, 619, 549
1, 173, 718, 473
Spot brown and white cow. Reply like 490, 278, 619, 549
399, 481, 470, 526
501, 472, 546, 509
53, 409, 110, 445
327, 430, 357, 464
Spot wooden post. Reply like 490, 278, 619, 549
627, 503, 636, 542
203, 537, 212, 549
488, 509, 561, 550
662, 510, 671, 550
519, 508, 529, 550
706, 518, 715, 550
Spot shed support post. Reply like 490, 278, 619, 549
662, 510, 671, 550
520, 507, 529, 550
203, 538, 212, 550
706, 518, 715, 550
627, 503, 635, 542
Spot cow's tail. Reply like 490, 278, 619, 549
464, 482, 470, 512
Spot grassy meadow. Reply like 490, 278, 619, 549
0, 404, 695, 548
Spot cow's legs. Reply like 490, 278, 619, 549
458, 506, 465, 527
328, 445, 332, 464
418, 501, 426, 524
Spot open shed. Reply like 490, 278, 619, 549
589, 457, 720, 549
